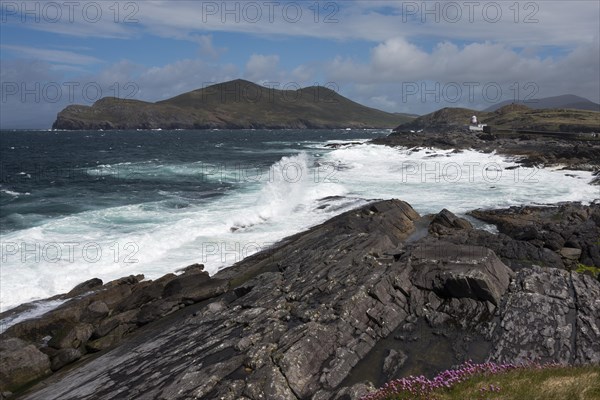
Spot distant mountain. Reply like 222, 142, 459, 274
52, 80, 414, 130
395, 103, 599, 133
483, 95, 600, 112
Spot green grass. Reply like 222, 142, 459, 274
54, 79, 414, 130
397, 106, 599, 133
434, 365, 600, 400
575, 264, 600, 279
368, 363, 600, 400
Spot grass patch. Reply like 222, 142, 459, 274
363, 361, 600, 400
396, 106, 600, 133
437, 366, 600, 400
575, 264, 600, 279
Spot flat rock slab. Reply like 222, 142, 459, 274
9, 200, 600, 400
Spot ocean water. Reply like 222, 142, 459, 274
1, 129, 598, 313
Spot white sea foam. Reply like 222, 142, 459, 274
1, 144, 598, 312
0, 299, 68, 334
1, 189, 21, 197
320, 144, 599, 214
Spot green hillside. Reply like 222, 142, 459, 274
52, 79, 414, 130
394, 104, 599, 133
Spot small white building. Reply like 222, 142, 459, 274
468, 115, 489, 132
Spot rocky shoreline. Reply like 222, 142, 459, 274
372, 129, 600, 173
1, 198, 599, 399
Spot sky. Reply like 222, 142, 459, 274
0, 0, 599, 129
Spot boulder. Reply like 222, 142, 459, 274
429, 209, 473, 235
411, 242, 514, 306
92, 310, 138, 339
332, 382, 376, 400
113, 274, 175, 313
66, 278, 103, 297
136, 301, 181, 325
81, 301, 109, 322
382, 349, 408, 381
48, 323, 94, 350
86, 324, 131, 353
0, 338, 51, 392
163, 276, 230, 303
560, 247, 582, 260
50, 348, 82, 371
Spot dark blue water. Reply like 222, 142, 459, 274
0, 129, 386, 233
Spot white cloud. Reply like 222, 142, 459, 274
2, 0, 599, 127
0, 57, 240, 128
324, 36, 600, 114
327, 37, 599, 98
244, 54, 280, 82
8, 1, 597, 49
290, 65, 316, 82
193, 34, 226, 59
1, 45, 102, 65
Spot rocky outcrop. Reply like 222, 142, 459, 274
410, 243, 513, 306
470, 203, 600, 269
0, 265, 228, 394
0, 338, 51, 393
373, 127, 600, 171
1, 200, 597, 400
428, 208, 473, 235
490, 266, 600, 364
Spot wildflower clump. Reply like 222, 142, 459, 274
361, 360, 560, 400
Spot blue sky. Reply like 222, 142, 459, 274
1, 0, 599, 128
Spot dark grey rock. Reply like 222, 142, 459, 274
50, 348, 81, 371
560, 247, 582, 260
332, 382, 376, 400
136, 301, 181, 325
66, 278, 103, 298
163, 277, 229, 304
372, 126, 600, 170
429, 209, 473, 235
91, 309, 138, 339
86, 324, 132, 353
0, 338, 51, 393
411, 243, 513, 306
47, 323, 93, 350
5, 199, 600, 400
82, 301, 109, 322
490, 266, 600, 364
382, 349, 408, 381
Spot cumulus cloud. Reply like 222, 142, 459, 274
0, 57, 240, 128
290, 65, 317, 83
136, 59, 238, 100
325, 37, 600, 113
244, 54, 280, 82
2, 1, 598, 127
193, 34, 226, 59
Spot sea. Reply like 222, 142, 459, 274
1, 129, 598, 319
